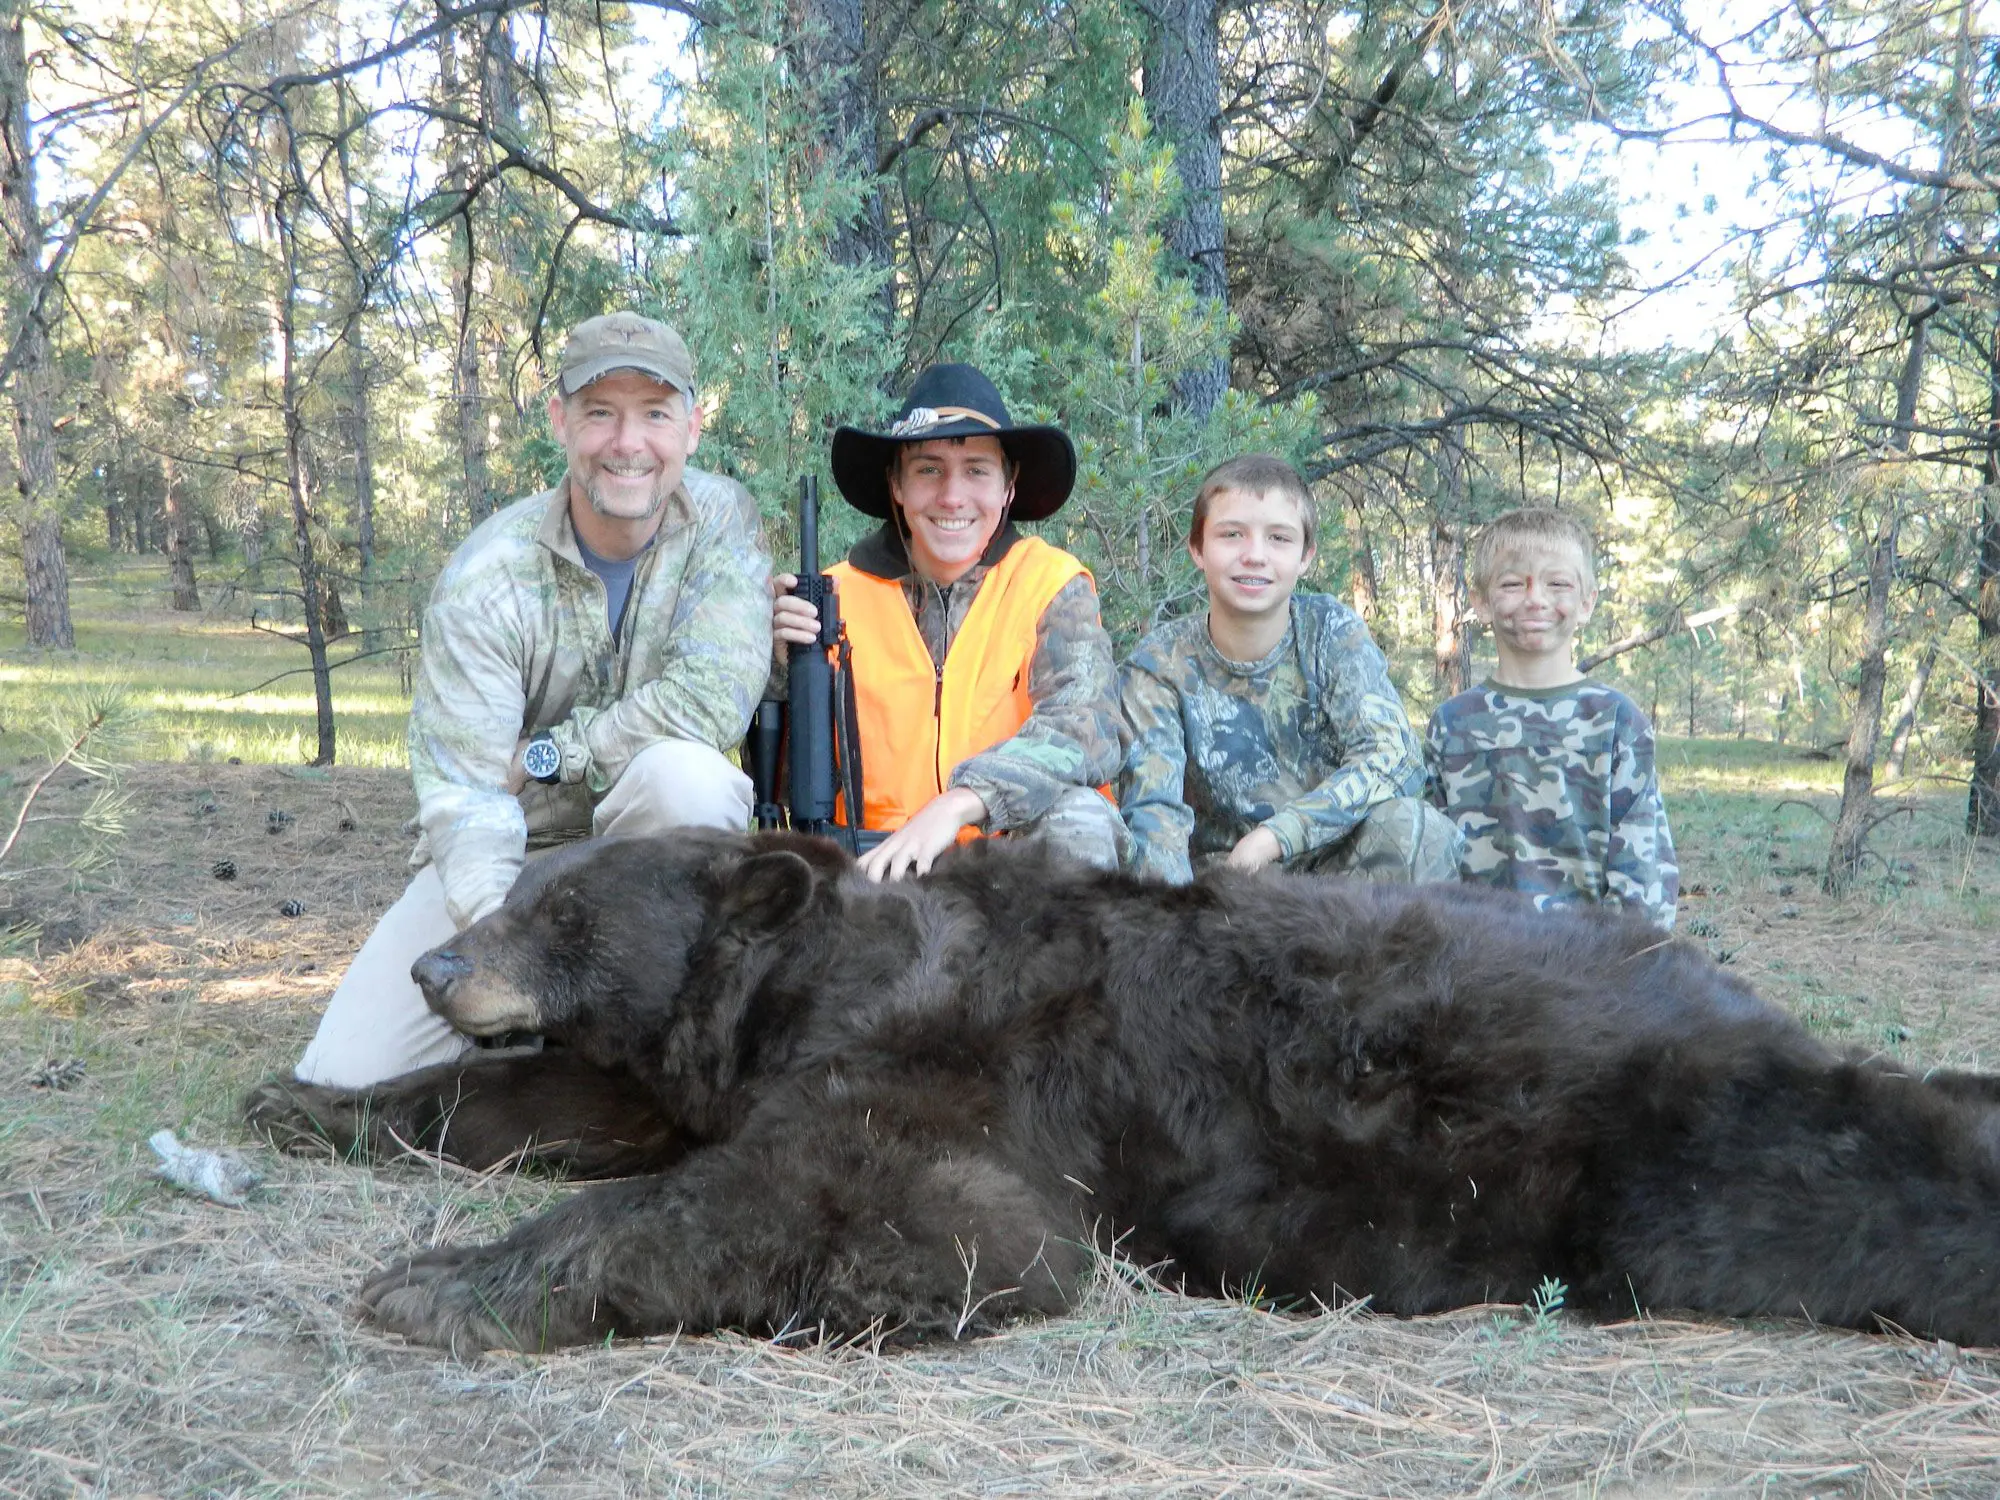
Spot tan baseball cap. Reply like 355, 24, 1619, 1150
558, 312, 695, 399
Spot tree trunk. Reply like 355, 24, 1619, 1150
162, 455, 199, 610
1824, 506, 1899, 891
347, 323, 379, 646
1342, 482, 1378, 624
1826, 293, 1933, 890
437, 11, 494, 529
450, 243, 491, 528
240, 503, 264, 572
1430, 429, 1470, 696
1883, 641, 1938, 780
274, 190, 336, 766
2, 12, 72, 647
1129, 318, 1151, 600
1685, 633, 1698, 737
320, 581, 350, 640
1972, 304, 2000, 837
1429, 521, 1469, 697
333, 78, 380, 647
1143, 0, 1226, 419
350, 335, 375, 576
795, 0, 891, 336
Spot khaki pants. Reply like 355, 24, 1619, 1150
295, 740, 753, 1088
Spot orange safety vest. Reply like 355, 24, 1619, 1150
829, 536, 1088, 835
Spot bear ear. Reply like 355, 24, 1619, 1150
718, 850, 816, 935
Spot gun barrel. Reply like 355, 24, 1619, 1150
799, 474, 819, 578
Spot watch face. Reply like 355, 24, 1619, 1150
522, 737, 562, 782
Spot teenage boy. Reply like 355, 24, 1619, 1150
1426, 506, 1679, 929
770, 364, 1124, 881
1119, 453, 1460, 884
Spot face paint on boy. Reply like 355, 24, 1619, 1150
1474, 543, 1597, 688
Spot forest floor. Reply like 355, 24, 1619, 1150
3, 575, 2000, 1496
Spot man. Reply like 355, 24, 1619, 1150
771, 363, 1122, 881
1119, 453, 1460, 884
296, 312, 771, 1088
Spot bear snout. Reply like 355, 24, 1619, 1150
409, 946, 541, 1034
411, 949, 474, 1010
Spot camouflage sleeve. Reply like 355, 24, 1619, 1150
761, 640, 790, 706
408, 568, 533, 930
550, 479, 772, 795
1423, 708, 1449, 809
1604, 699, 1679, 930
1263, 607, 1426, 860
949, 574, 1121, 831
1116, 646, 1196, 884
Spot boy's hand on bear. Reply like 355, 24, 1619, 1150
1225, 825, 1282, 873
858, 787, 987, 882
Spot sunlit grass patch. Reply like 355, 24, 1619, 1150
1658, 736, 1989, 906
1658, 735, 1848, 797
0, 559, 413, 769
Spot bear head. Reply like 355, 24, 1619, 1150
407, 830, 845, 1069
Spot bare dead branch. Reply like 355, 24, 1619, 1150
1578, 604, 1747, 673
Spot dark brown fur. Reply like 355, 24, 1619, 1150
248, 830, 2000, 1355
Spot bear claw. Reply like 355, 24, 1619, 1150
243, 1077, 339, 1154
361, 1252, 536, 1355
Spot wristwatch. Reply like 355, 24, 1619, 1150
521, 731, 563, 785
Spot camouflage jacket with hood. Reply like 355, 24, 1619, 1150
409, 469, 771, 929
1425, 678, 1679, 929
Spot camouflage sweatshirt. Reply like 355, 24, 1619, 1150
1118, 594, 1428, 884
410, 471, 771, 929
1425, 678, 1679, 929
836, 522, 1122, 832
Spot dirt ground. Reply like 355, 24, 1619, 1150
4, 762, 2000, 1496
0, 761, 414, 1013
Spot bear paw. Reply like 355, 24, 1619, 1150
359, 1247, 567, 1355
243, 1076, 361, 1159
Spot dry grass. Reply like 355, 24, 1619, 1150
4, 759, 2000, 1497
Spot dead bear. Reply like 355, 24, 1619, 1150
247, 828, 2000, 1355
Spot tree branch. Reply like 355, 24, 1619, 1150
225, 643, 417, 698
1578, 603, 1745, 673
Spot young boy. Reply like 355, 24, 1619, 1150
1118, 454, 1460, 884
1426, 507, 1679, 929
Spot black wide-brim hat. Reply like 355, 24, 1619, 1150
830, 363, 1077, 522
